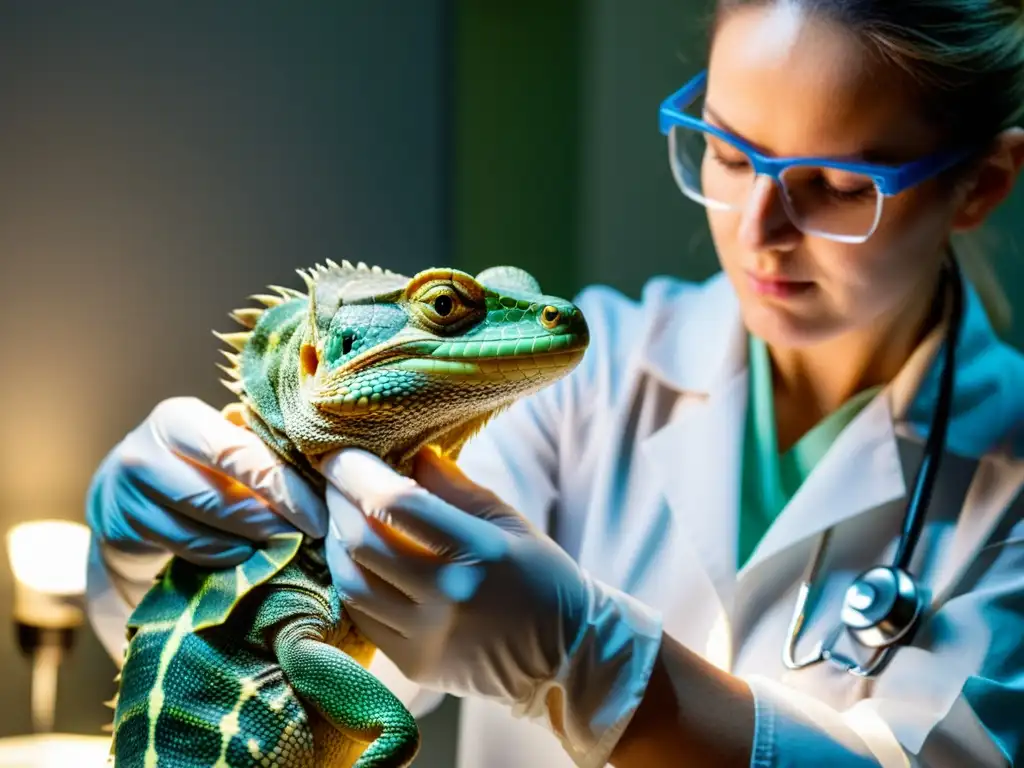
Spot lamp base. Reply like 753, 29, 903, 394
15, 625, 75, 658
13, 622, 77, 736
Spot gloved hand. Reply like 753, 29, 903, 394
86, 396, 327, 611
85, 396, 447, 715
320, 446, 664, 768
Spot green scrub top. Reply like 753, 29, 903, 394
737, 334, 882, 570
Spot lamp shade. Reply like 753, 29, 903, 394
6, 520, 91, 597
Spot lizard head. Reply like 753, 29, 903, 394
218, 260, 589, 474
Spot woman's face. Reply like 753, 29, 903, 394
704, 5, 965, 349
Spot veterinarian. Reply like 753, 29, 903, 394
85, 1, 1024, 765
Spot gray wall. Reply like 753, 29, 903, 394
0, 2, 459, 764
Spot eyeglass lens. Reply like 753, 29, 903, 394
669, 124, 882, 240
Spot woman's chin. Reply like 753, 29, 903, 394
739, 298, 841, 350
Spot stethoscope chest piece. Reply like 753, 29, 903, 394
840, 565, 922, 649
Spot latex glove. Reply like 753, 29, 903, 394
320, 447, 664, 768
86, 396, 327, 607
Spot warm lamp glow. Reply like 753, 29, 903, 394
0, 734, 112, 767
6, 520, 91, 597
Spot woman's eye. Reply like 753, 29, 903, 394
818, 178, 874, 201
709, 149, 749, 170
818, 171, 875, 199
827, 184, 873, 200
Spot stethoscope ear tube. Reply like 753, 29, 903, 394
892, 258, 964, 571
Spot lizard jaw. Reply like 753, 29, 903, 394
386, 348, 585, 377
386, 406, 510, 474
306, 349, 586, 410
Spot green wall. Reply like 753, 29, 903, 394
452, 0, 584, 300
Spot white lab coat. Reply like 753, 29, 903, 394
86, 270, 1024, 767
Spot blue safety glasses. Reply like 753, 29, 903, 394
658, 70, 977, 243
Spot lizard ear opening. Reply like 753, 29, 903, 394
300, 343, 319, 377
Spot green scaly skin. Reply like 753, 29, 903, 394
108, 260, 590, 767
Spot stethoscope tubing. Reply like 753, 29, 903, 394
782, 256, 965, 677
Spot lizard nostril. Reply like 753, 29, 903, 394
540, 306, 561, 329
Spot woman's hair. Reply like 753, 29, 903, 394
710, 0, 1024, 333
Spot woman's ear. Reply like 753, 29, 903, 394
952, 126, 1024, 232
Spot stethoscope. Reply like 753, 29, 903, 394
782, 256, 965, 678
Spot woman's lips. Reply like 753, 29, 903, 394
745, 270, 814, 299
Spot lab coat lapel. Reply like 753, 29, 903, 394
641, 373, 747, 612
638, 275, 748, 615
739, 393, 907, 575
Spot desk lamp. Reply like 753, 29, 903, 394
6, 519, 91, 735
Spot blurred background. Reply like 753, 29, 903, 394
0, 1, 1021, 765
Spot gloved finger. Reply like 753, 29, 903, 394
328, 486, 470, 604
321, 448, 501, 560
326, 518, 424, 633
117, 431, 301, 545
137, 397, 327, 538
325, 482, 393, 555
343, 603, 448, 684
91, 463, 257, 568
413, 448, 536, 536
153, 396, 327, 536
327, 486, 451, 598
331, 527, 457, 685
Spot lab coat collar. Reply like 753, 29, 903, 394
636, 267, 1017, 614
637, 268, 1015, 456
640, 272, 747, 394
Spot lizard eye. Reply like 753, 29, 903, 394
433, 294, 453, 317
413, 283, 481, 331
540, 306, 561, 328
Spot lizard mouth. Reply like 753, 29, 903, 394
306, 331, 588, 411
385, 347, 585, 378
359, 332, 587, 377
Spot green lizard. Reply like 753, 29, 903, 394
108, 259, 590, 768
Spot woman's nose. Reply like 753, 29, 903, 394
737, 175, 802, 251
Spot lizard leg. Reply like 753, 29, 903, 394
274, 627, 419, 768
